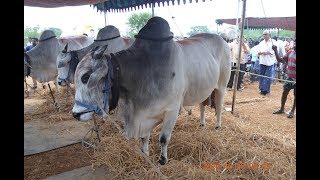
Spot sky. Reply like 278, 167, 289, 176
24, 0, 296, 37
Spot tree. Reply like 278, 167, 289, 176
48, 27, 63, 38
187, 26, 210, 37
126, 12, 152, 38
24, 25, 41, 46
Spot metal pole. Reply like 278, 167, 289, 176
231, 0, 247, 114
152, 3, 155, 17
236, 0, 240, 28
102, 2, 107, 26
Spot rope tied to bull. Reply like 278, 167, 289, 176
24, 81, 60, 111
38, 35, 56, 42
79, 54, 119, 147
93, 35, 120, 42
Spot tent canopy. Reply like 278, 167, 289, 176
24, 0, 106, 8
217, 16, 296, 31
24, 0, 211, 11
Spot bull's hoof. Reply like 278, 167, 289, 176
188, 110, 192, 115
200, 124, 205, 128
215, 126, 221, 129
158, 155, 167, 165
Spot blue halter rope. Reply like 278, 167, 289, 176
75, 56, 113, 116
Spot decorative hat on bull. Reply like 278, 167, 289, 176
39, 30, 57, 42
94, 25, 120, 43
134, 16, 173, 41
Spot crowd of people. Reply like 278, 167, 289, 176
226, 30, 296, 118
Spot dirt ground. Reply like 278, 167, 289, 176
24, 75, 296, 179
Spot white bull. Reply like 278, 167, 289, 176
72, 17, 231, 165
24, 30, 93, 90
56, 25, 134, 86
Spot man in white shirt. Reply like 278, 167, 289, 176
257, 30, 277, 95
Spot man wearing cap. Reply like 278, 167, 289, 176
257, 30, 277, 95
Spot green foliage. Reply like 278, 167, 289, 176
48, 27, 63, 38
126, 12, 152, 38
187, 26, 210, 37
24, 25, 41, 46
242, 29, 295, 42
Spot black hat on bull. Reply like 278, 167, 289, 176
135, 16, 173, 41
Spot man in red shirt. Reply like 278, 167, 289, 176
272, 39, 296, 118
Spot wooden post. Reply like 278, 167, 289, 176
231, 0, 247, 114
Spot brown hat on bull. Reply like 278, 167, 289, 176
135, 16, 173, 41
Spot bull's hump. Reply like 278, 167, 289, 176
59, 36, 87, 43
177, 37, 202, 45
123, 37, 130, 44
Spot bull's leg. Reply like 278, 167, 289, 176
158, 108, 179, 165
32, 77, 37, 89
214, 88, 225, 129
54, 79, 60, 94
199, 103, 206, 128
141, 132, 151, 156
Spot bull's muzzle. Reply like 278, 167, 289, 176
72, 112, 81, 120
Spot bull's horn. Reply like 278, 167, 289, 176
92, 45, 108, 60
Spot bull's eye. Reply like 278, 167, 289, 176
81, 73, 91, 84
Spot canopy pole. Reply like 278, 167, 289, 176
152, 3, 155, 17
231, 0, 247, 114
102, 2, 107, 26
236, 0, 240, 27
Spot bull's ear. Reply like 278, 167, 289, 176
62, 43, 68, 53
86, 62, 108, 89
90, 46, 100, 52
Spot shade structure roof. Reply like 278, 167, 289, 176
24, 0, 106, 8
217, 16, 296, 31
24, 0, 211, 12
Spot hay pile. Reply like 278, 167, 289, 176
24, 84, 76, 123
91, 103, 296, 179
24, 79, 296, 179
